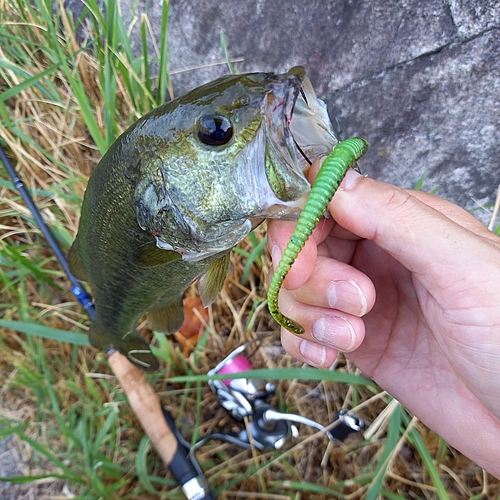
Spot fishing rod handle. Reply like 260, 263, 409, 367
108, 350, 178, 464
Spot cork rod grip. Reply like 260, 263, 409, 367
108, 350, 178, 465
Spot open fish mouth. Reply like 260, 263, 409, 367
262, 66, 338, 204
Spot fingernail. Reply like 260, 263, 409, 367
299, 339, 327, 367
340, 168, 362, 190
327, 280, 368, 317
312, 316, 355, 351
271, 243, 281, 267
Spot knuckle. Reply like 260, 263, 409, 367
382, 186, 414, 214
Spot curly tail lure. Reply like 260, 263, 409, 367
267, 137, 369, 334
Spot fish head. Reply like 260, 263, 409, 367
130, 67, 338, 261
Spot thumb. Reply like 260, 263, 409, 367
328, 169, 494, 288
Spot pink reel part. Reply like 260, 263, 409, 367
217, 355, 253, 386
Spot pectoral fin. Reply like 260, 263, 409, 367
147, 297, 185, 334
89, 325, 159, 372
68, 239, 88, 281
198, 253, 230, 307
130, 241, 181, 268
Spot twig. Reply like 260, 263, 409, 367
488, 184, 500, 232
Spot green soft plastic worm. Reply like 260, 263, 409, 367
267, 137, 369, 334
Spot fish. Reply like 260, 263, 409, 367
68, 66, 338, 371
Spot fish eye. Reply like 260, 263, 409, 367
197, 115, 233, 146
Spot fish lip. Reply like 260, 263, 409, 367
155, 218, 253, 262
283, 68, 319, 167
263, 66, 338, 203
283, 66, 306, 141
264, 67, 305, 168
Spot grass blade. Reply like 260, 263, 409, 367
0, 63, 60, 102
136, 437, 159, 494
12, 430, 84, 482
157, 0, 171, 105
219, 30, 237, 75
0, 319, 90, 346
0, 474, 69, 483
403, 412, 451, 500
169, 367, 376, 387
141, 15, 152, 100
365, 401, 402, 500
241, 235, 266, 285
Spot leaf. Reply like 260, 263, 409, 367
174, 297, 208, 356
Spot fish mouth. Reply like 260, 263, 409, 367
262, 66, 338, 206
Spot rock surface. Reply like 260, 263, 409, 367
0, 435, 22, 500
326, 29, 500, 217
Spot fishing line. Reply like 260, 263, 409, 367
299, 86, 308, 104
293, 138, 312, 166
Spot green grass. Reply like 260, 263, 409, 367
0, 0, 499, 498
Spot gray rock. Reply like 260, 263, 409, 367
448, 0, 500, 39
0, 432, 66, 499
325, 29, 500, 223
164, 0, 455, 96
0, 435, 23, 500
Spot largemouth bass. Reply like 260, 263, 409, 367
69, 66, 338, 371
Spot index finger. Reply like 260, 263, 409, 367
267, 218, 318, 290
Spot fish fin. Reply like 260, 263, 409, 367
67, 239, 88, 281
198, 253, 230, 307
147, 297, 185, 334
89, 324, 159, 372
130, 241, 181, 268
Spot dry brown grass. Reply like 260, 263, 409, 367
1, 0, 499, 498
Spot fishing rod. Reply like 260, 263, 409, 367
0, 146, 95, 320
0, 144, 216, 500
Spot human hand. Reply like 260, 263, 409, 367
267, 160, 500, 477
